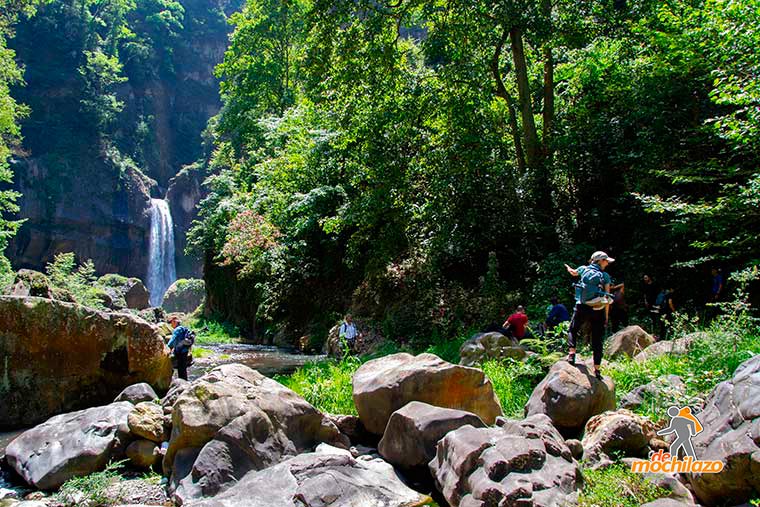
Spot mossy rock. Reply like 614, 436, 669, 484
4, 269, 75, 302
162, 278, 205, 314
95, 275, 150, 310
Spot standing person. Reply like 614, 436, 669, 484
709, 268, 724, 302
642, 274, 660, 333
609, 281, 628, 331
657, 286, 676, 340
167, 316, 194, 381
339, 314, 361, 350
503, 306, 530, 339
546, 296, 570, 330
564, 251, 614, 379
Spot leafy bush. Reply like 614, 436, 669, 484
276, 356, 360, 415
482, 357, 546, 419
45, 252, 106, 309
55, 460, 125, 507
578, 463, 666, 507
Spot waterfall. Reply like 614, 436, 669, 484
147, 198, 177, 307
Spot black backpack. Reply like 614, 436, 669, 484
178, 327, 196, 350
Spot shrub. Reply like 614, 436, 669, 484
55, 460, 125, 507
45, 252, 105, 309
188, 315, 241, 345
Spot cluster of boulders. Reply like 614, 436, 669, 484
1, 317, 758, 507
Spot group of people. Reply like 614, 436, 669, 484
494, 250, 726, 379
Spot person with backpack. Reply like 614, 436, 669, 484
651, 286, 676, 340
563, 251, 614, 379
339, 314, 362, 351
167, 315, 195, 380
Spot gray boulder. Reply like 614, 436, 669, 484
430, 414, 581, 507
161, 279, 205, 314
581, 409, 657, 466
96, 274, 150, 310
620, 375, 686, 411
5, 402, 133, 490
352, 353, 503, 434
115, 383, 159, 404
378, 401, 486, 471
126, 439, 160, 469
607, 325, 655, 359
524, 361, 615, 436
634, 334, 702, 362
165, 364, 348, 504
459, 332, 529, 367
686, 354, 760, 506
185, 451, 431, 507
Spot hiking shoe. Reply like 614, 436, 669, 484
594, 369, 603, 380
567, 353, 575, 366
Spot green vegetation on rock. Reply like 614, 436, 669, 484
578, 463, 667, 507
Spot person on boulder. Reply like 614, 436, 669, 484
167, 315, 194, 381
564, 251, 614, 379
502, 306, 531, 340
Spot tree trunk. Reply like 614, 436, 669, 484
491, 27, 526, 172
509, 27, 541, 169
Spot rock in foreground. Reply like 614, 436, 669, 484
687, 354, 760, 506
524, 361, 615, 436
165, 364, 348, 503
186, 451, 431, 507
353, 353, 503, 434
430, 414, 581, 507
581, 409, 657, 466
5, 402, 133, 490
0, 296, 172, 429
378, 401, 486, 471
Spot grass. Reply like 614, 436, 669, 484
55, 460, 126, 507
578, 463, 667, 507
482, 357, 546, 418
187, 316, 242, 345
276, 356, 361, 415
605, 314, 760, 421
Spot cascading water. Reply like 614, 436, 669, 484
147, 198, 177, 307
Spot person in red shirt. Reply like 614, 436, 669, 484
502, 306, 530, 339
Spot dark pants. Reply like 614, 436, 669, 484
176, 351, 189, 381
567, 304, 606, 366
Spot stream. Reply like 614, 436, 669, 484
189, 343, 323, 380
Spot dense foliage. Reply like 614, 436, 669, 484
0, 0, 35, 286
187, 0, 760, 344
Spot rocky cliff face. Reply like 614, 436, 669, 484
8, 151, 154, 278
5, 0, 241, 277
166, 163, 207, 278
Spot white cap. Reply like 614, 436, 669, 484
590, 251, 615, 263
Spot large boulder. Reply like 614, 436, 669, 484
524, 361, 615, 437
686, 354, 760, 506
581, 409, 657, 466
459, 332, 529, 367
352, 353, 502, 435
126, 439, 160, 469
0, 296, 173, 429
378, 401, 486, 471
634, 333, 702, 363
5, 402, 133, 490
165, 364, 348, 503
607, 325, 655, 359
161, 279, 205, 314
430, 414, 582, 507
185, 451, 431, 507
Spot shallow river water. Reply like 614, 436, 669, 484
189, 343, 323, 380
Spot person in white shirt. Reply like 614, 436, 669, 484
339, 314, 360, 348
